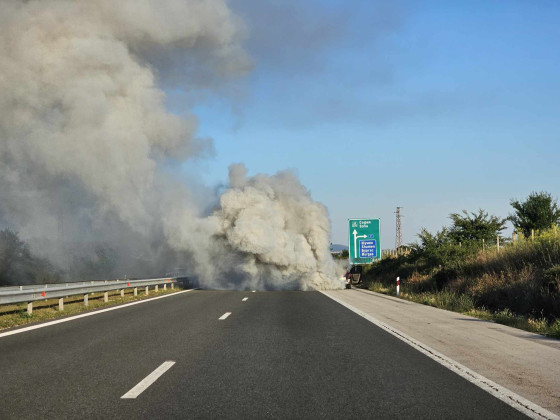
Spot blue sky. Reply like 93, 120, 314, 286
170, 0, 560, 248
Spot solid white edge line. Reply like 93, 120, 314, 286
121, 361, 175, 399
319, 290, 559, 420
219, 312, 232, 320
242, 297, 248, 302
0, 290, 194, 339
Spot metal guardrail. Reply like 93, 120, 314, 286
0, 277, 178, 315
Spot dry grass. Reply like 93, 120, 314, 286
367, 282, 560, 339
0, 286, 183, 331
364, 229, 560, 339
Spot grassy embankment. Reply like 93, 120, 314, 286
0, 286, 183, 331
362, 229, 560, 338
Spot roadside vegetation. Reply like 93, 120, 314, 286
1, 227, 188, 331
0, 286, 183, 331
362, 192, 560, 339
0, 229, 61, 285
0, 228, 133, 286
332, 249, 349, 260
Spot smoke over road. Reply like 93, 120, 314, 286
0, 0, 343, 289
167, 164, 342, 290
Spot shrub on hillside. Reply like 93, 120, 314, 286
364, 227, 560, 319
509, 191, 560, 238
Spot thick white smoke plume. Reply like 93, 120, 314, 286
167, 164, 342, 290
0, 0, 343, 289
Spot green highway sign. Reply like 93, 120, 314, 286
348, 219, 381, 264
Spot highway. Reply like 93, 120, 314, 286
0, 290, 529, 419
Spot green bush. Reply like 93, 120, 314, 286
549, 319, 560, 339
494, 308, 518, 326
363, 226, 560, 319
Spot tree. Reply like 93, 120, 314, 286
417, 227, 453, 250
414, 227, 463, 268
0, 229, 30, 284
0, 229, 59, 285
71, 245, 117, 280
0, 229, 39, 285
509, 192, 560, 238
448, 209, 506, 243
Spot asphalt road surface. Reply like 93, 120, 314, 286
0, 290, 528, 419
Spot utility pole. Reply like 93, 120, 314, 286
395, 207, 403, 250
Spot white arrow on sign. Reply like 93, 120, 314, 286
353, 229, 367, 259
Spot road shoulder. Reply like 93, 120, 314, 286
322, 288, 560, 416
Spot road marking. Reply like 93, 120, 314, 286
219, 312, 231, 320
242, 297, 248, 302
320, 291, 559, 420
251, 290, 256, 293
0, 290, 194, 339
121, 361, 175, 399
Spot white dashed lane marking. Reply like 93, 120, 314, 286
121, 361, 175, 399
219, 312, 232, 320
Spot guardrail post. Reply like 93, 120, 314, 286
2, 278, 177, 310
